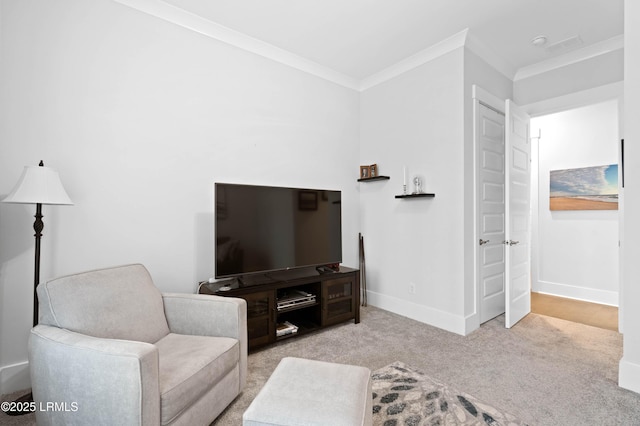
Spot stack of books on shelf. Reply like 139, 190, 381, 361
276, 321, 298, 337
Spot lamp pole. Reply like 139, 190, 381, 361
31, 161, 45, 326
32, 203, 43, 326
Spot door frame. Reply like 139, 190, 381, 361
475, 98, 506, 324
472, 85, 509, 330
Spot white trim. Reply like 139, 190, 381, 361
514, 35, 624, 81
366, 290, 467, 336
471, 96, 481, 334
465, 313, 480, 335
0, 360, 30, 394
472, 85, 505, 114
534, 281, 618, 307
112, 0, 361, 90
620, 358, 640, 394
530, 132, 542, 315
359, 29, 468, 91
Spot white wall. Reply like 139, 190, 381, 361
359, 49, 467, 333
0, 0, 360, 393
531, 100, 619, 305
357, 46, 512, 335
620, 0, 640, 395
514, 49, 624, 106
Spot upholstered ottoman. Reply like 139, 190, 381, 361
243, 357, 372, 426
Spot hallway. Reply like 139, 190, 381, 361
531, 292, 618, 332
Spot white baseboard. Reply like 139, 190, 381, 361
0, 360, 30, 394
365, 290, 467, 336
619, 357, 640, 394
534, 280, 618, 306
464, 313, 480, 335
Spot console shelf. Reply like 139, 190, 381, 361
276, 301, 319, 314
395, 193, 435, 199
199, 266, 360, 351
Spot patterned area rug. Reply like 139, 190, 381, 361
372, 362, 528, 425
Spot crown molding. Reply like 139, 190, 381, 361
113, 0, 361, 90
112, 1, 624, 93
514, 35, 624, 81
114, 0, 469, 92
359, 29, 469, 91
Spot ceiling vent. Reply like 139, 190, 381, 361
545, 35, 583, 54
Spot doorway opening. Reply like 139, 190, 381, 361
529, 99, 621, 332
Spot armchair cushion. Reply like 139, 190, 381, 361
156, 333, 239, 424
37, 264, 170, 343
162, 293, 248, 390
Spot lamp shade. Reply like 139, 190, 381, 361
2, 165, 73, 205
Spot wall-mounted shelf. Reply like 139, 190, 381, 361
357, 176, 390, 182
395, 193, 435, 199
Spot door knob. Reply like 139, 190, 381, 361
503, 240, 519, 246
479, 239, 490, 246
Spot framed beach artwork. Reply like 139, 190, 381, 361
549, 164, 618, 210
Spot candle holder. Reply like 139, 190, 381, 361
403, 166, 408, 195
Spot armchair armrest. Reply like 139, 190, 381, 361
29, 325, 160, 425
162, 293, 246, 338
162, 293, 247, 388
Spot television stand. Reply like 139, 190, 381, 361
238, 273, 276, 287
315, 265, 337, 274
199, 266, 360, 351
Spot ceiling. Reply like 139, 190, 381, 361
161, 0, 623, 81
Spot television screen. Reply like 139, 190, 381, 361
215, 183, 342, 278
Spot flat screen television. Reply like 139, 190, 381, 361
215, 183, 342, 279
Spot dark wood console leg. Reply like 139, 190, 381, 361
355, 271, 361, 324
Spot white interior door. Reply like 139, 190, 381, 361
477, 103, 506, 323
505, 100, 532, 328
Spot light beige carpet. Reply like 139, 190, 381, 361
2, 306, 639, 426
211, 307, 638, 425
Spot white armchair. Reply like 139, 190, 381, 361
28, 264, 247, 425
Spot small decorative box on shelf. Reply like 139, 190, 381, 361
357, 176, 390, 182
395, 193, 435, 199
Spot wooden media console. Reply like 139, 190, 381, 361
199, 266, 360, 350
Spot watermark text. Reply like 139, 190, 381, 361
1, 400, 78, 413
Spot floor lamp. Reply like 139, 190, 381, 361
2, 161, 73, 415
